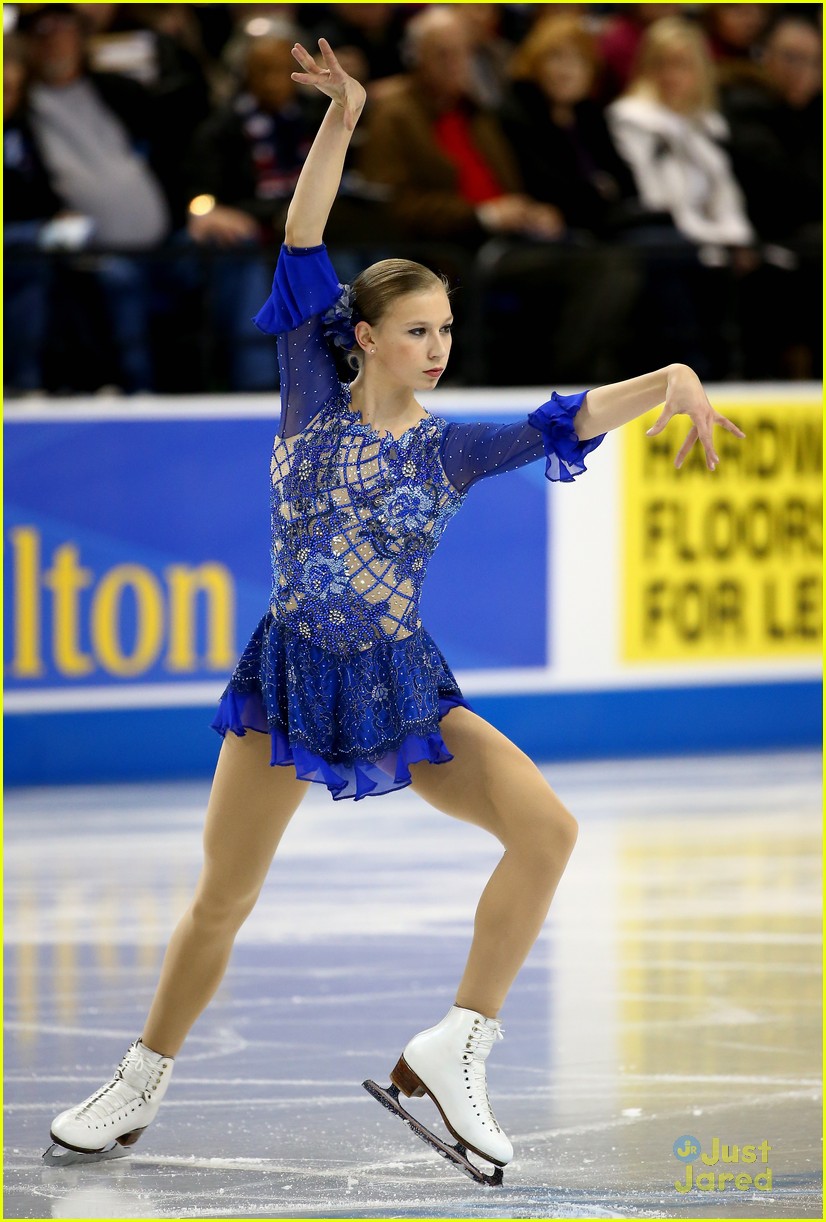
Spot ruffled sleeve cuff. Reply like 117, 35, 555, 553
527, 390, 605, 483
253, 243, 344, 335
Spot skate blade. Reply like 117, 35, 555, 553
362, 1079, 504, 1187
42, 1141, 130, 1168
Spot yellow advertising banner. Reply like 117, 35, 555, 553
623, 400, 822, 661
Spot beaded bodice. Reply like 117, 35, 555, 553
253, 242, 601, 660
270, 383, 464, 654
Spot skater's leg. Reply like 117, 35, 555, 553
47, 731, 308, 1158
141, 730, 309, 1055
409, 706, 577, 1019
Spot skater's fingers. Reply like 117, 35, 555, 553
695, 416, 719, 469
317, 37, 341, 69
291, 42, 317, 69
645, 407, 673, 437
674, 425, 698, 469
715, 412, 746, 439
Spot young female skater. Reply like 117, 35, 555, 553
47, 40, 745, 1179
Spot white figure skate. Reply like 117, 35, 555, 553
43, 1039, 173, 1167
363, 1005, 511, 1185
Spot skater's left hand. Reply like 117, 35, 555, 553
646, 364, 746, 471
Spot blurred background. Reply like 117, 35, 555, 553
4, 0, 822, 394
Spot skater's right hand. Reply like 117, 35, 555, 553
291, 39, 366, 131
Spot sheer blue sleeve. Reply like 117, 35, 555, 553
253, 244, 347, 439
439, 390, 605, 493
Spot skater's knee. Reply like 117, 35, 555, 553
505, 790, 578, 868
190, 879, 260, 935
545, 800, 578, 858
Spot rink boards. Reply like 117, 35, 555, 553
4, 385, 821, 785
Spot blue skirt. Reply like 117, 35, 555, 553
211, 612, 472, 801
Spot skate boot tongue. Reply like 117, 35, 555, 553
117, 1042, 167, 1096
462, 1016, 505, 1135
465, 1015, 503, 1057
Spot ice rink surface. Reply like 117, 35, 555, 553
4, 751, 822, 1220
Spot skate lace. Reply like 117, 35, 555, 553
461, 1018, 505, 1134
75, 1043, 167, 1121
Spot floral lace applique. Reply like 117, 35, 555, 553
269, 384, 464, 655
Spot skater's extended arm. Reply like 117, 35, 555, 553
284, 39, 366, 248
574, 363, 745, 471
439, 362, 746, 494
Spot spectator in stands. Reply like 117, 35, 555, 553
598, 3, 683, 102
723, 16, 821, 243
701, 3, 773, 85
73, 2, 214, 219
4, 42, 61, 230
305, 4, 408, 82
501, 14, 641, 238
17, 3, 175, 391
762, 13, 822, 113
454, 3, 515, 109
721, 16, 821, 377
607, 17, 755, 249
359, 6, 563, 245
184, 30, 314, 390
4, 36, 61, 393
606, 17, 765, 379
21, 4, 172, 250
186, 34, 311, 244
358, 6, 639, 384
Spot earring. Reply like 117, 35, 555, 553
370, 347, 376, 354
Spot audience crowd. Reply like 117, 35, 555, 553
4, 2, 821, 394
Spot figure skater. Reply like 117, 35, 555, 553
46, 40, 745, 1182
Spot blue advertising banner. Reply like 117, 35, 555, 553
8, 391, 817, 787
4, 412, 548, 699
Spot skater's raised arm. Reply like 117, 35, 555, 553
249, 40, 367, 437
574, 363, 745, 471
284, 39, 366, 248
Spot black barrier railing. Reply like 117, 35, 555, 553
5, 239, 481, 395
4, 234, 821, 395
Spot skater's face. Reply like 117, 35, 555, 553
362, 288, 453, 390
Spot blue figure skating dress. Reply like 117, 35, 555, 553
211, 244, 604, 800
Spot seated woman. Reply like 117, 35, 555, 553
500, 14, 641, 239
606, 16, 759, 378
606, 16, 754, 249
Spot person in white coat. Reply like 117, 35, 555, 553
604, 16, 762, 379
607, 16, 755, 254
